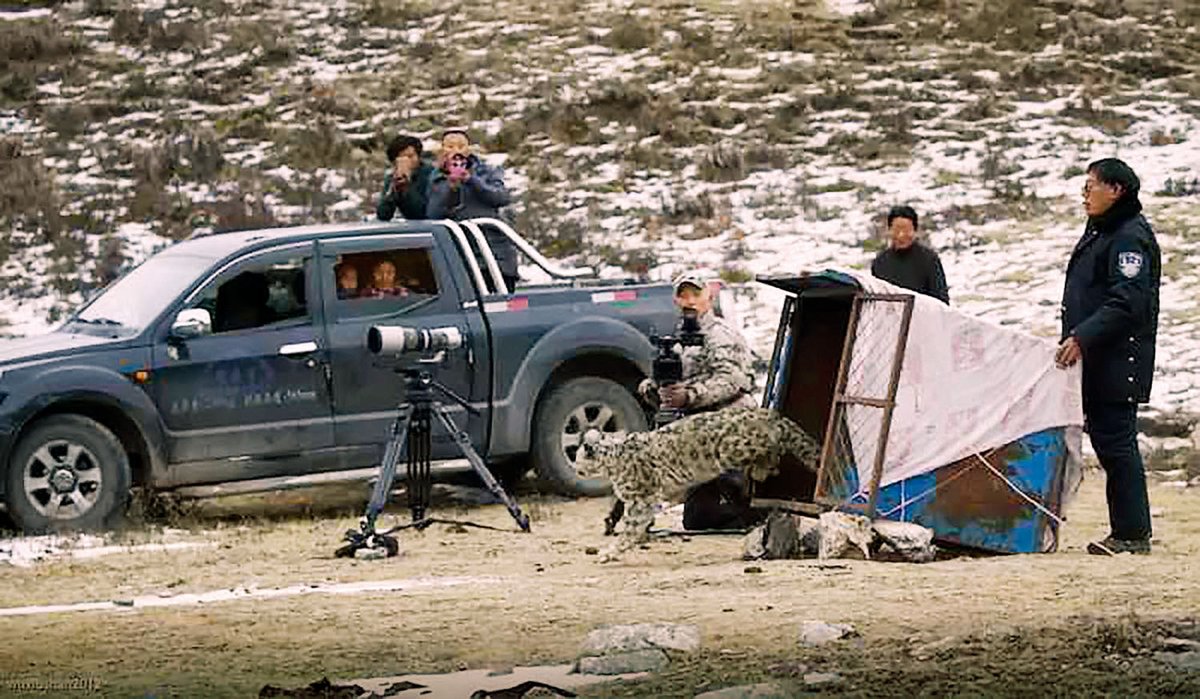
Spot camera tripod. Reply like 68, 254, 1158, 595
335, 367, 531, 559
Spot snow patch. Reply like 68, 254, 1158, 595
0, 576, 500, 617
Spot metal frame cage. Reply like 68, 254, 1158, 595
753, 275, 914, 518
753, 272, 1075, 555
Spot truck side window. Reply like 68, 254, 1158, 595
189, 252, 310, 334
332, 246, 439, 318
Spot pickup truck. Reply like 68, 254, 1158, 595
0, 217, 683, 532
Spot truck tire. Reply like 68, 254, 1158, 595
4, 415, 131, 533
531, 376, 648, 497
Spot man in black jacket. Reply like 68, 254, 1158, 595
870, 205, 950, 304
1055, 158, 1161, 556
376, 135, 433, 221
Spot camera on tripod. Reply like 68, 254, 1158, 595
649, 309, 705, 427
336, 322, 530, 560
367, 324, 463, 356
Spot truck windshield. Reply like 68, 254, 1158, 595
71, 253, 213, 332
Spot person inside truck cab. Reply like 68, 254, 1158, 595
214, 271, 276, 333
427, 128, 520, 292
361, 259, 409, 298
335, 262, 359, 299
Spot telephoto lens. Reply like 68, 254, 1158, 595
367, 324, 464, 355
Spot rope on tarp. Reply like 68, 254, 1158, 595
839, 448, 1065, 529
874, 458, 980, 519
972, 453, 1067, 527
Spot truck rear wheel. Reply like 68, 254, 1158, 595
531, 376, 647, 497
4, 415, 131, 533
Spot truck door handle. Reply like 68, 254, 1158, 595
279, 341, 318, 356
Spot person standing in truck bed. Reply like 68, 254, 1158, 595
376, 134, 434, 222
427, 128, 520, 292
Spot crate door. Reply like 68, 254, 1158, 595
813, 292, 915, 517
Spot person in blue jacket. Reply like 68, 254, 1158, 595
427, 128, 519, 292
1056, 158, 1161, 556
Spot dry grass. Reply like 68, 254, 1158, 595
1, 478, 1199, 696
0, 137, 63, 239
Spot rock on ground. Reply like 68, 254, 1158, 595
873, 520, 937, 563
762, 512, 820, 560
579, 623, 701, 655
763, 512, 799, 559
575, 649, 669, 675
803, 672, 843, 686
798, 621, 858, 646
749, 512, 937, 562
910, 636, 960, 660
693, 681, 795, 698
742, 525, 766, 560
818, 511, 874, 560
1154, 651, 1200, 672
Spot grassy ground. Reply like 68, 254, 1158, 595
1, 475, 1199, 697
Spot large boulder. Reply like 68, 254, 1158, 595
575, 623, 701, 676
575, 649, 669, 675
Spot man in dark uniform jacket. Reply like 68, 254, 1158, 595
1055, 158, 1161, 556
870, 205, 950, 303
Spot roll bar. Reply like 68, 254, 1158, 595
467, 217, 594, 280
459, 220, 510, 295
437, 219, 492, 297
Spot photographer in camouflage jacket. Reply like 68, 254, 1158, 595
638, 271, 756, 415
631, 271, 758, 531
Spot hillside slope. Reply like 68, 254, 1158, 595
1, 0, 1198, 420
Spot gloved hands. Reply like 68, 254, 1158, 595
637, 378, 659, 405
658, 384, 690, 409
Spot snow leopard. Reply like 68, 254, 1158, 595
575, 407, 823, 562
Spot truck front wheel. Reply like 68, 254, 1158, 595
531, 376, 648, 497
4, 415, 131, 533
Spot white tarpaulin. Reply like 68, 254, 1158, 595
834, 270, 1084, 493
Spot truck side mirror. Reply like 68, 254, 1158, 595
171, 308, 212, 339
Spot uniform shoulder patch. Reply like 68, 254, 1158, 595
1117, 251, 1143, 278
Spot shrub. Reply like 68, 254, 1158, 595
92, 235, 127, 288
606, 12, 657, 51
719, 265, 753, 284
277, 118, 355, 170
0, 137, 63, 239
697, 143, 746, 183
360, 0, 440, 27
0, 18, 85, 104
111, 8, 209, 51
205, 188, 279, 234
1156, 178, 1200, 198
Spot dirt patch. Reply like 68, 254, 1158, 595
1, 477, 1198, 697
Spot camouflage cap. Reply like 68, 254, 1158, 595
672, 270, 707, 293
